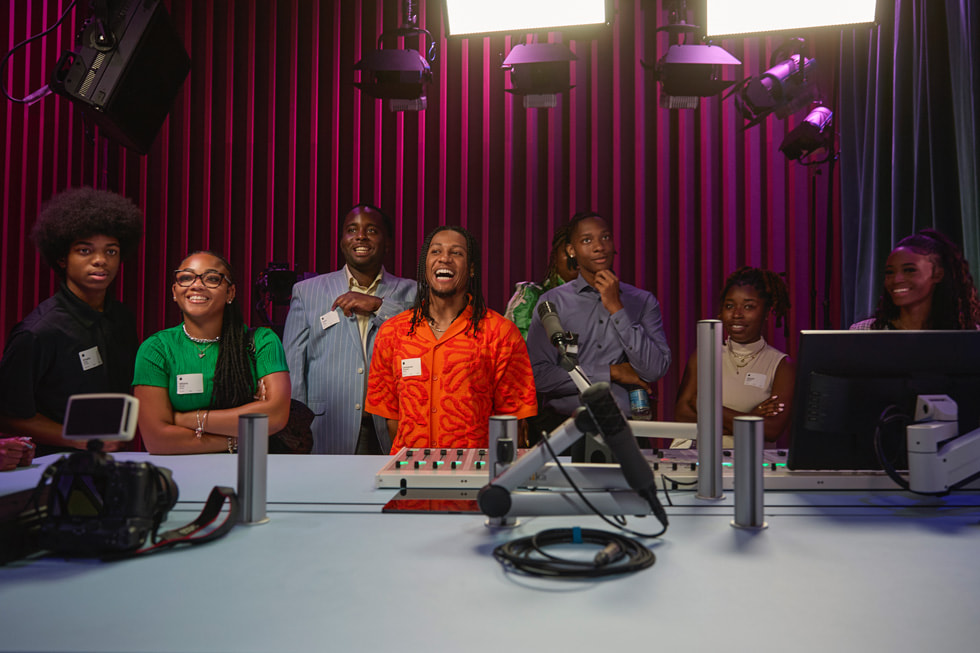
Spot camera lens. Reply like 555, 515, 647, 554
154, 466, 180, 514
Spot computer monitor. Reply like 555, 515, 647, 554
788, 330, 980, 470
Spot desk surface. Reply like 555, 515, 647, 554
2, 454, 979, 653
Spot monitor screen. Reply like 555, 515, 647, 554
788, 330, 980, 471
705, 0, 879, 38
63, 394, 138, 441
444, 0, 609, 37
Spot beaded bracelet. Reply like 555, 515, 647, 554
227, 437, 238, 454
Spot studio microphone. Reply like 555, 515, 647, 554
581, 382, 668, 527
538, 300, 588, 387
537, 301, 567, 349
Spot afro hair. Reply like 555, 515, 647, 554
31, 187, 144, 274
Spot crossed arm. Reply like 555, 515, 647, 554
134, 371, 291, 454
674, 350, 795, 442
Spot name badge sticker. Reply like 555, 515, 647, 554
78, 345, 102, 371
744, 372, 768, 390
401, 358, 422, 378
177, 373, 205, 395
320, 311, 340, 330
78, 346, 103, 371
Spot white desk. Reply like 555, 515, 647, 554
2, 454, 979, 653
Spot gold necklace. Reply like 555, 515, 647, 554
183, 323, 220, 358
727, 338, 766, 373
427, 303, 467, 335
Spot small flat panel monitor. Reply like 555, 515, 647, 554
705, 0, 879, 38
63, 394, 139, 442
788, 331, 980, 470
444, 0, 609, 37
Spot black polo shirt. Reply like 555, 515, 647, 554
0, 284, 137, 456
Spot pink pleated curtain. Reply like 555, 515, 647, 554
1, 1, 841, 426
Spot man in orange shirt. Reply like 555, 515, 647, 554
366, 226, 537, 452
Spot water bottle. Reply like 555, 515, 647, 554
629, 388, 652, 420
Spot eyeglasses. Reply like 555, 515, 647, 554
173, 270, 232, 288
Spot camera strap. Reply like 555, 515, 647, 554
105, 485, 240, 560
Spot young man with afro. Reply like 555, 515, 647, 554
0, 187, 144, 455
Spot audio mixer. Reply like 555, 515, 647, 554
374, 446, 958, 491
376, 448, 494, 489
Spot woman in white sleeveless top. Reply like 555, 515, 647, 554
674, 267, 795, 447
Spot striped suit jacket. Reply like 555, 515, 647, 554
282, 268, 416, 454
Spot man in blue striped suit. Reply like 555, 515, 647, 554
283, 204, 416, 454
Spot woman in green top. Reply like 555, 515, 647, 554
133, 251, 291, 454
503, 224, 577, 339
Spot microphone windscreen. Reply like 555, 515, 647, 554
581, 382, 657, 496
537, 301, 564, 344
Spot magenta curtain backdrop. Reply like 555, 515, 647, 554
1, 0, 842, 426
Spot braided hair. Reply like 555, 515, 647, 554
872, 229, 980, 330
179, 251, 256, 410
542, 224, 573, 289
720, 267, 792, 336
408, 225, 487, 336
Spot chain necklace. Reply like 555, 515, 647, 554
427, 304, 468, 335
183, 323, 220, 358
727, 337, 766, 374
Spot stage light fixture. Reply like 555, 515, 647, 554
354, 0, 435, 112
705, 0, 879, 38
444, 0, 609, 37
48, 0, 191, 154
354, 49, 433, 111
645, 0, 741, 110
733, 39, 817, 128
501, 43, 576, 109
654, 44, 742, 110
779, 103, 834, 162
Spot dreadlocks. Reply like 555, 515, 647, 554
542, 224, 573, 289
720, 267, 792, 336
408, 225, 487, 336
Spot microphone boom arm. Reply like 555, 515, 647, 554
478, 382, 669, 527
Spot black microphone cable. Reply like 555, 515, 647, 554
873, 405, 980, 496
535, 428, 668, 539
492, 526, 656, 579
1, 0, 78, 103
490, 426, 664, 579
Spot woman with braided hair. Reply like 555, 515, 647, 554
133, 251, 291, 454
503, 224, 577, 339
674, 267, 795, 445
850, 229, 980, 331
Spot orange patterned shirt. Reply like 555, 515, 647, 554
366, 305, 537, 452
